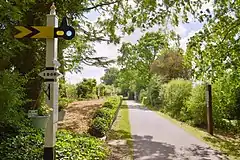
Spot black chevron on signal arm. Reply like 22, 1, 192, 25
23, 26, 40, 38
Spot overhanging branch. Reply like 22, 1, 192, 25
83, 0, 119, 11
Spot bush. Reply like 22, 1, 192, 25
102, 101, 114, 109
139, 89, 147, 103
164, 79, 192, 119
0, 70, 26, 126
89, 96, 122, 138
94, 108, 112, 121
185, 85, 206, 126
0, 127, 44, 160
58, 97, 75, 111
56, 130, 109, 160
146, 75, 164, 108
105, 96, 121, 108
0, 127, 109, 160
88, 117, 109, 138
212, 76, 240, 131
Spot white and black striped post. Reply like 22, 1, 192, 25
43, 3, 59, 160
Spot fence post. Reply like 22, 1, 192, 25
206, 84, 213, 135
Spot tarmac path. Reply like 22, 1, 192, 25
127, 100, 229, 160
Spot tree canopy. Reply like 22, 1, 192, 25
101, 67, 119, 86
151, 48, 190, 81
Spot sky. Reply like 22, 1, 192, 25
65, 8, 205, 85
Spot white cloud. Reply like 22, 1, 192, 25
173, 23, 188, 37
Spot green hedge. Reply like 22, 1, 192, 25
0, 127, 109, 160
163, 79, 192, 119
185, 85, 206, 126
88, 117, 110, 138
89, 96, 122, 138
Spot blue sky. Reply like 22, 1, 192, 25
65, 10, 204, 84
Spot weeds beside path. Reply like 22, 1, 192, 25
107, 102, 133, 160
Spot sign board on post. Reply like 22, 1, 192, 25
38, 69, 63, 79
14, 3, 75, 160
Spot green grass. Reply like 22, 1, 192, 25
156, 111, 240, 160
107, 101, 133, 160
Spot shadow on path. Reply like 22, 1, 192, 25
132, 134, 229, 160
128, 105, 148, 110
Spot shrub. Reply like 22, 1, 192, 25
0, 70, 26, 126
58, 97, 74, 111
139, 89, 147, 103
102, 101, 114, 109
89, 96, 122, 138
185, 85, 206, 126
94, 108, 112, 121
106, 96, 121, 108
146, 75, 164, 108
56, 130, 109, 160
0, 127, 109, 160
89, 117, 109, 138
0, 127, 44, 160
212, 76, 240, 131
164, 79, 192, 119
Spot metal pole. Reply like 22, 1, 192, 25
44, 3, 59, 160
206, 84, 213, 135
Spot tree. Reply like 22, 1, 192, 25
117, 30, 177, 94
101, 67, 119, 86
0, 0, 222, 112
76, 78, 97, 99
151, 48, 190, 82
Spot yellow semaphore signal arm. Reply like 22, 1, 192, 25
14, 26, 54, 39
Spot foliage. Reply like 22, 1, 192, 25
102, 101, 114, 109
0, 127, 44, 160
59, 81, 78, 99
76, 78, 97, 99
89, 117, 110, 138
185, 3, 240, 83
139, 89, 148, 104
58, 97, 75, 111
56, 130, 109, 160
185, 85, 206, 126
151, 48, 190, 82
212, 75, 240, 131
213, 75, 240, 121
117, 31, 173, 93
163, 79, 192, 119
94, 108, 112, 122
0, 0, 219, 132
105, 96, 121, 108
104, 85, 115, 96
0, 70, 26, 125
38, 104, 52, 116
146, 75, 164, 108
0, 127, 109, 160
101, 67, 119, 86
96, 83, 106, 97
89, 96, 122, 138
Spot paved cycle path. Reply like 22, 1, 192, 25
127, 100, 229, 160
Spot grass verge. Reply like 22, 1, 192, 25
107, 101, 133, 160
156, 111, 240, 160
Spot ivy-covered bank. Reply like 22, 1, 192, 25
0, 96, 123, 160
0, 126, 109, 160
